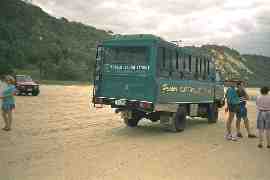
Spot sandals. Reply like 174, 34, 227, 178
2, 127, 11, 131
258, 144, 263, 148
236, 132, 243, 138
248, 134, 257, 138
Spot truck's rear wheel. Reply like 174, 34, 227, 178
207, 103, 218, 123
160, 106, 187, 132
172, 106, 187, 132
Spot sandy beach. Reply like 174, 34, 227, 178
0, 85, 269, 180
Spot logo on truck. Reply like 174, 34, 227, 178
161, 84, 212, 96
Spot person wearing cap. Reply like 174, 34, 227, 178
0, 75, 16, 131
235, 81, 256, 138
256, 86, 270, 148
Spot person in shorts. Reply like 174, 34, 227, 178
235, 82, 256, 138
256, 86, 270, 148
225, 82, 240, 141
0, 75, 16, 131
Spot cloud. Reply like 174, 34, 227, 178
32, 0, 270, 56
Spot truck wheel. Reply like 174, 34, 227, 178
207, 103, 218, 123
171, 106, 187, 132
123, 110, 142, 127
124, 118, 140, 127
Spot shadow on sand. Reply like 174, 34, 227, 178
109, 117, 213, 138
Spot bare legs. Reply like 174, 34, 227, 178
226, 112, 235, 135
266, 129, 270, 147
236, 117, 254, 136
7, 110, 12, 130
243, 118, 252, 135
258, 129, 264, 147
258, 129, 270, 148
1, 110, 12, 131
2, 110, 8, 129
236, 118, 241, 135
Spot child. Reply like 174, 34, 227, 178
0, 75, 16, 131
256, 86, 270, 148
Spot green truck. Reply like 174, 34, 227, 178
92, 34, 224, 132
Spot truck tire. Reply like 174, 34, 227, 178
171, 106, 187, 132
123, 110, 142, 127
124, 118, 140, 127
207, 103, 218, 123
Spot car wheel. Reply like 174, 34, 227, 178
32, 90, 40, 96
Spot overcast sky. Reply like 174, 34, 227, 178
32, 0, 270, 56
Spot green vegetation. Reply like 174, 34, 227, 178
0, 0, 269, 87
179, 45, 270, 86
207, 46, 270, 86
0, 0, 111, 81
242, 55, 270, 87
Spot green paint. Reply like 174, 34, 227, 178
94, 34, 224, 106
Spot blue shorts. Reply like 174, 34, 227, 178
236, 103, 247, 119
2, 104, 15, 112
228, 104, 240, 113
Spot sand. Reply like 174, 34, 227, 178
0, 85, 269, 180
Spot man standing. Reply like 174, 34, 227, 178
235, 82, 256, 138
225, 82, 240, 141
256, 86, 270, 148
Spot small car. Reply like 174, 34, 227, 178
15, 75, 40, 96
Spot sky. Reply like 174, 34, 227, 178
32, 0, 270, 56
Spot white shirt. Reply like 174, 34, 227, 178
256, 95, 270, 111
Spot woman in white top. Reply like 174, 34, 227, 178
256, 86, 270, 148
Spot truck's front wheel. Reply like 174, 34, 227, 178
124, 118, 140, 127
122, 110, 142, 127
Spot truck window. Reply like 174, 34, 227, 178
183, 55, 186, 71
172, 49, 177, 72
188, 55, 192, 73
202, 57, 207, 80
199, 57, 202, 75
175, 51, 179, 70
158, 47, 170, 77
207, 59, 210, 75
195, 57, 199, 74
104, 47, 148, 65
165, 48, 171, 71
